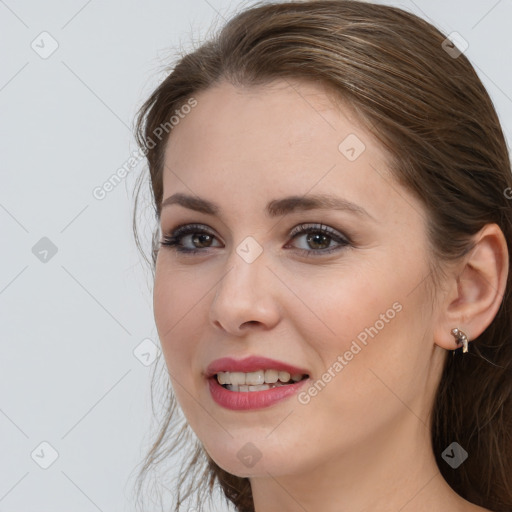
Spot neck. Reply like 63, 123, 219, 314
249, 411, 469, 512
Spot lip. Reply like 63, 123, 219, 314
205, 356, 310, 411
208, 375, 309, 410
205, 356, 310, 378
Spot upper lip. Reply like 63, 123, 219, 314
205, 356, 310, 378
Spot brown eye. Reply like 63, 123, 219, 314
287, 223, 350, 257
160, 224, 221, 253
160, 222, 351, 257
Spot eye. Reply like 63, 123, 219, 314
286, 223, 351, 257
159, 222, 351, 257
160, 223, 221, 255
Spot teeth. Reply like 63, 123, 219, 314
246, 371, 265, 386
264, 369, 279, 383
216, 370, 307, 386
238, 384, 270, 392
230, 372, 247, 386
278, 371, 290, 382
226, 382, 288, 392
217, 372, 229, 385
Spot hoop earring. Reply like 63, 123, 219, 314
451, 328, 469, 353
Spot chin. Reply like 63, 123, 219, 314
203, 438, 302, 479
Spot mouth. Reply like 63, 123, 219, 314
205, 356, 311, 409
214, 369, 309, 392
207, 370, 310, 411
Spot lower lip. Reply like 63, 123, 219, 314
208, 376, 309, 410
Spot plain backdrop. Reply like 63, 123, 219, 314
0, 0, 511, 510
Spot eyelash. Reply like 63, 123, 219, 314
159, 223, 351, 257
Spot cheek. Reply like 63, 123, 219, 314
286, 263, 421, 397
282, 264, 393, 350
297, 272, 430, 418
153, 255, 205, 330
153, 262, 199, 372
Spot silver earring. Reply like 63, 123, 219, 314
451, 328, 469, 353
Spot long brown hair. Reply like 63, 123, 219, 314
131, 1, 512, 511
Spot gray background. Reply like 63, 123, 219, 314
0, 0, 511, 511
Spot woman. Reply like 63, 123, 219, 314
132, 1, 512, 511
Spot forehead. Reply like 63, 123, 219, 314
165, 78, 376, 163
161, 79, 406, 222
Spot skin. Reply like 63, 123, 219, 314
153, 78, 507, 512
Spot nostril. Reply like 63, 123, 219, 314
242, 321, 260, 328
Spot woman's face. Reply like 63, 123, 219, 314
153, 78, 447, 478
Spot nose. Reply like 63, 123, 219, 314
208, 247, 281, 335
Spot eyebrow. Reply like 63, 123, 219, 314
160, 192, 375, 220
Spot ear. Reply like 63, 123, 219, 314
434, 223, 509, 351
